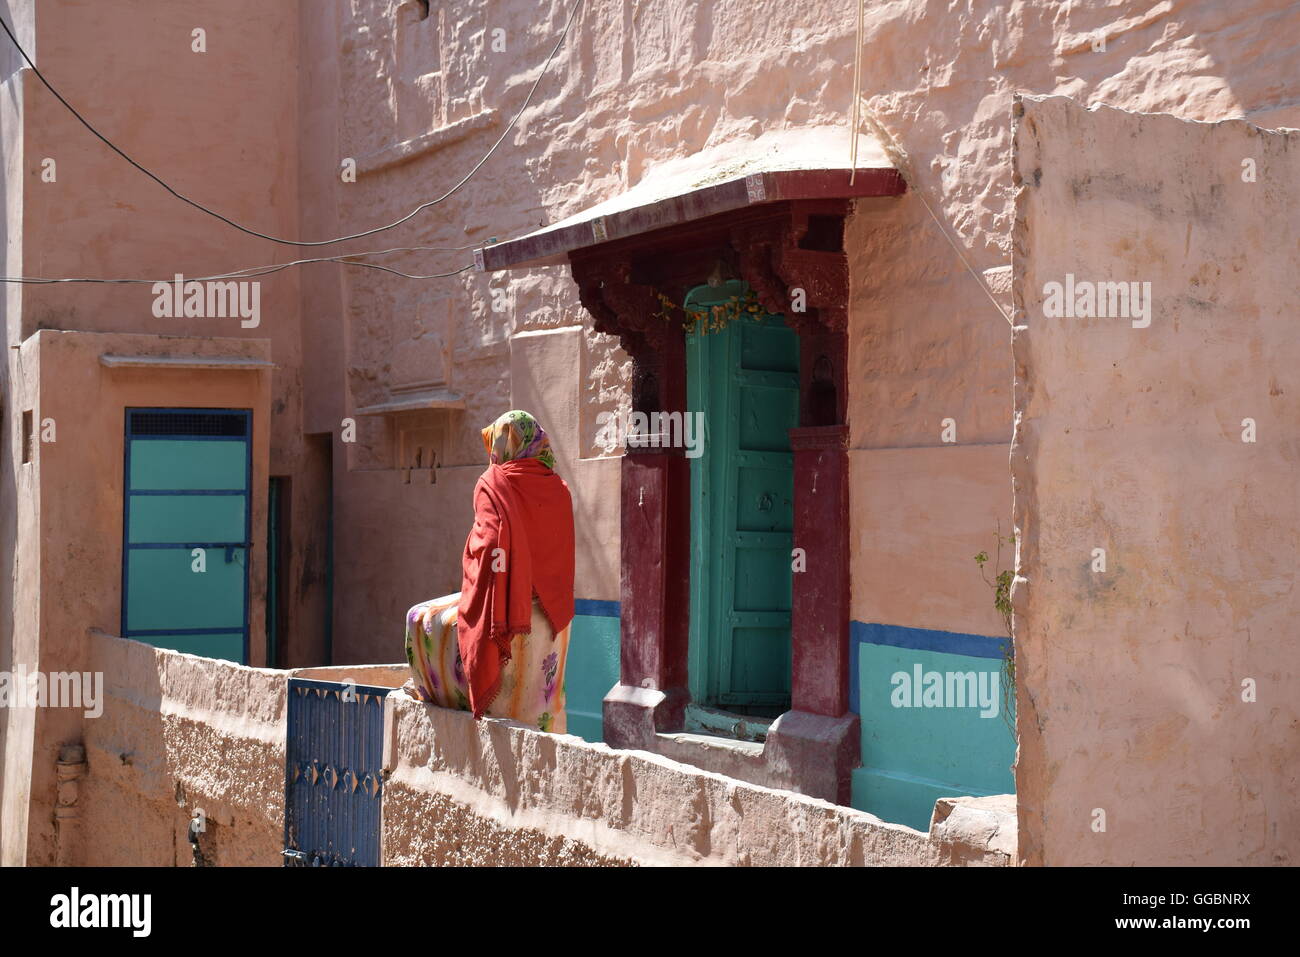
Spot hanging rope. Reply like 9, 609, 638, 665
849, 0, 865, 185
858, 102, 1015, 328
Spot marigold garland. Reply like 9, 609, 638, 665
653, 287, 764, 335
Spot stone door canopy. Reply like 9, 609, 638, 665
480, 126, 904, 271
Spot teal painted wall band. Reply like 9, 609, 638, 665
565, 608, 621, 744
851, 626, 1017, 830
850, 621, 1011, 714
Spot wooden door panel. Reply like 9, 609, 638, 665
687, 283, 798, 713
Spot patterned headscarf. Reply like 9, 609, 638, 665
481, 409, 555, 470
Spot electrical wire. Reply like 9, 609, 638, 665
0, 245, 476, 284
0, 0, 584, 247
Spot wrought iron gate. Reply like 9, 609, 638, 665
283, 678, 389, 866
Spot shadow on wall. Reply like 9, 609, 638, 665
0, 0, 23, 850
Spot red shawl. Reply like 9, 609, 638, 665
457, 457, 575, 717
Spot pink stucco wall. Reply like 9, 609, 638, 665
1012, 96, 1300, 865
0, 0, 310, 861
10, 0, 333, 670
840, 0, 1300, 628
16, 330, 272, 865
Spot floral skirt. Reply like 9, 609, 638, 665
403, 592, 569, 734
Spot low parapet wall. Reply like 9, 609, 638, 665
383, 692, 1013, 866
76, 632, 286, 866
67, 635, 1012, 866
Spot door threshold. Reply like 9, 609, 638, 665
683, 702, 774, 743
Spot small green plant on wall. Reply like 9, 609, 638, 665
974, 527, 1016, 737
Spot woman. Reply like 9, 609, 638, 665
404, 410, 576, 732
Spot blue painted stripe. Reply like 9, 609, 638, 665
852, 621, 1009, 658
574, 598, 620, 618
849, 621, 1011, 715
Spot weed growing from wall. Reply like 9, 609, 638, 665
975, 527, 1016, 738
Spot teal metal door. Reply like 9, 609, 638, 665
686, 283, 799, 714
122, 409, 252, 663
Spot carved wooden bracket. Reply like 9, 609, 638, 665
573, 201, 851, 341
574, 258, 666, 357
728, 204, 850, 334
573, 256, 684, 419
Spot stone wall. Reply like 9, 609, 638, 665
382, 685, 1011, 866
76, 633, 286, 866
68, 635, 1011, 866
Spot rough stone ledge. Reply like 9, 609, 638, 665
76, 635, 1015, 866
929, 794, 1017, 865
383, 691, 1014, 867
356, 109, 499, 175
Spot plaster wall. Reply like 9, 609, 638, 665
19, 0, 300, 399
0, 0, 34, 864
850, 444, 1011, 636
830, 0, 1300, 826
1011, 96, 1299, 865
0, 4, 338, 861
289, 1, 348, 669
848, 444, 1016, 828
841, 0, 1300, 645
75, 632, 286, 866
13, 329, 271, 865
298, 0, 346, 439
9, 0, 334, 666
6, 0, 1300, 859
0, 325, 39, 864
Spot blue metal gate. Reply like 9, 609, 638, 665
284, 678, 389, 866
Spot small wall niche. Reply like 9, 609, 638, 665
400, 424, 440, 485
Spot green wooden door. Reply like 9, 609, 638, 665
686, 283, 799, 715
122, 409, 252, 663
